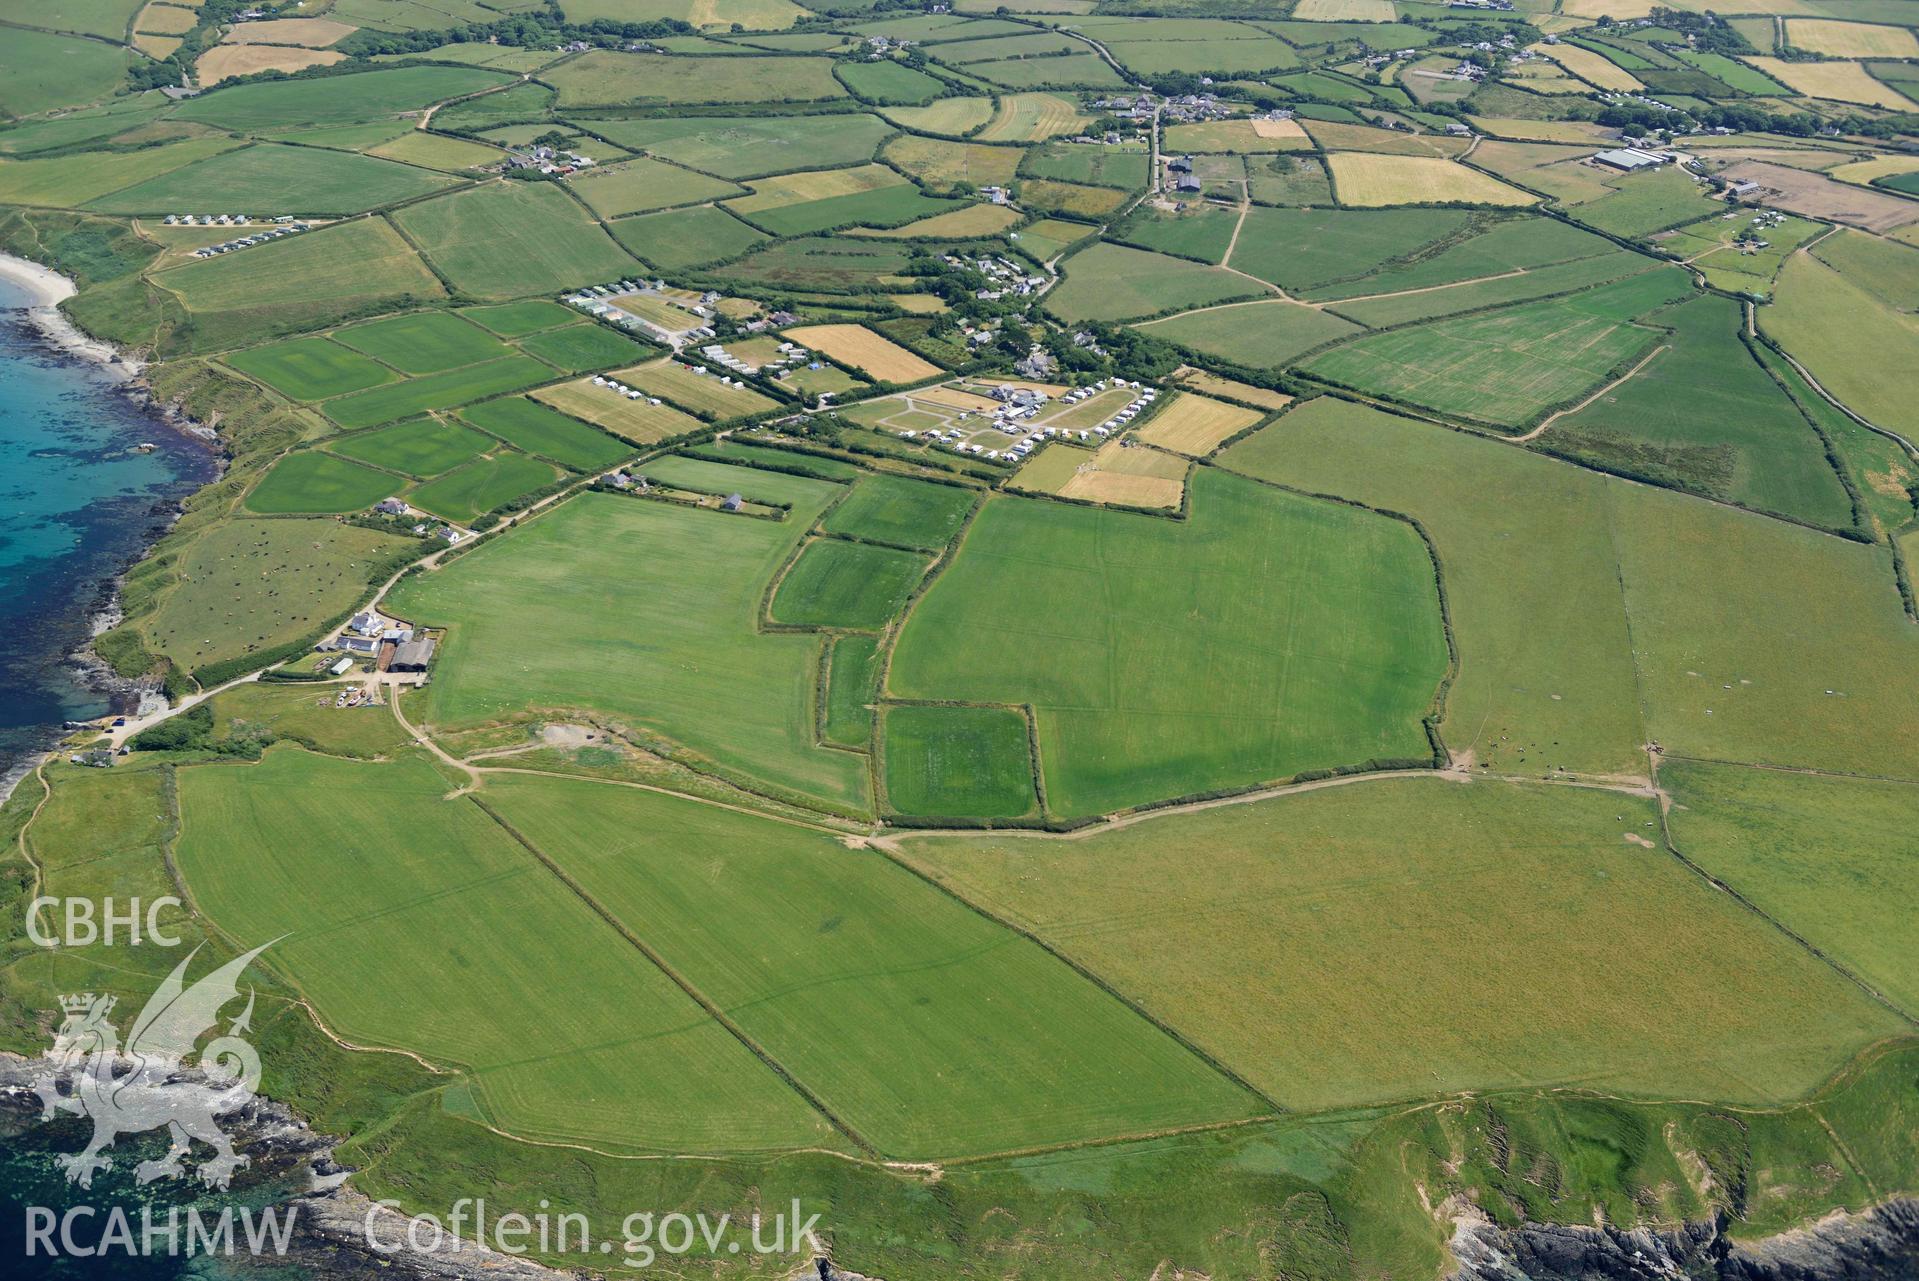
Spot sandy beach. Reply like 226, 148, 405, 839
0, 251, 143, 372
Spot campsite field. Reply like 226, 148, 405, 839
1130, 392, 1264, 456
887, 469, 1448, 816
900, 776, 1901, 1109
154, 217, 446, 350
531, 380, 704, 444
175, 751, 843, 1154
385, 488, 874, 814
785, 324, 941, 383
623, 360, 780, 420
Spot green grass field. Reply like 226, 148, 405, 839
387, 488, 872, 813
1663, 760, 1919, 1014
579, 114, 893, 180
882, 703, 1038, 820
155, 218, 445, 350
838, 58, 948, 104
1047, 243, 1264, 323
141, 518, 411, 672
458, 397, 630, 470
888, 468, 1448, 816
206, 681, 414, 759
479, 772, 1260, 1155
770, 538, 929, 630
245, 450, 400, 514
545, 51, 846, 106
334, 311, 513, 375
735, 184, 964, 237
406, 450, 559, 522
1550, 294, 1855, 529
174, 750, 841, 1154
823, 633, 880, 748
322, 355, 557, 430
1764, 250, 1919, 441
224, 337, 397, 402
710, 237, 917, 290
1111, 203, 1239, 263
391, 181, 637, 300
84, 143, 456, 217
567, 157, 744, 218
1023, 142, 1150, 190
1138, 300, 1361, 369
330, 417, 495, 478
820, 474, 976, 550
0, 28, 133, 118
460, 300, 578, 337
1303, 214, 1617, 302
0, 137, 243, 209
1568, 166, 1722, 238
514, 323, 650, 374
606, 204, 769, 270
900, 776, 1902, 1109
1301, 270, 1695, 429
173, 65, 512, 129
1226, 206, 1472, 293
1221, 398, 1649, 778
1325, 250, 1658, 327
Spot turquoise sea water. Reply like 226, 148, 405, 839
0, 273, 215, 786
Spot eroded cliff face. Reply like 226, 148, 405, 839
1452, 1198, 1919, 1281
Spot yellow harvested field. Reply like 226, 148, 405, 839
219, 17, 357, 46
1468, 117, 1616, 145
1304, 119, 1471, 156
1829, 155, 1919, 189
1290, 0, 1394, 19
1786, 18, 1919, 57
136, 3, 199, 34
1131, 392, 1264, 457
1250, 117, 1310, 142
976, 93, 1091, 144
887, 293, 949, 314
134, 33, 184, 57
1057, 442, 1188, 508
1557, 0, 1660, 16
1748, 57, 1917, 109
1328, 153, 1537, 208
1535, 43, 1643, 92
196, 45, 346, 83
727, 164, 903, 214
912, 385, 1003, 414
785, 324, 942, 384
532, 380, 703, 446
1173, 368, 1293, 411
858, 204, 1021, 239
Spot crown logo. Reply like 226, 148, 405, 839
59, 993, 108, 1015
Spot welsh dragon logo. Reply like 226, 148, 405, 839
34, 941, 276, 1190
